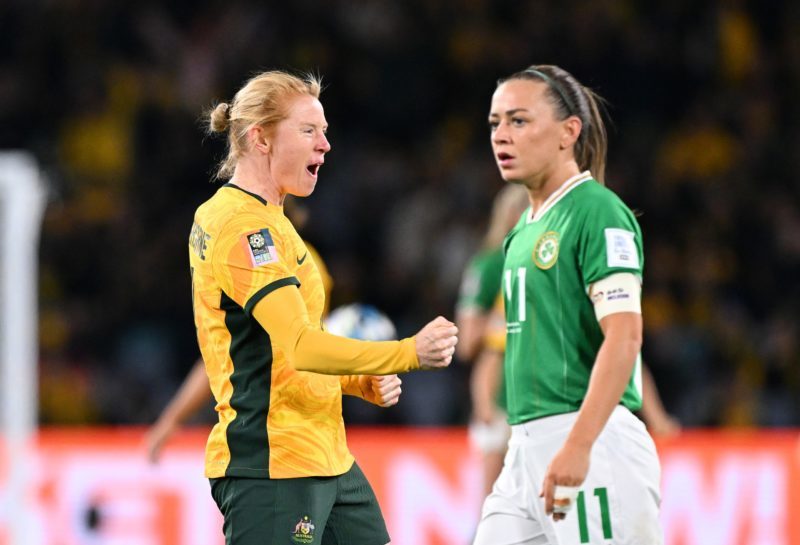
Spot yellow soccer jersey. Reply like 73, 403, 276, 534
190, 183, 353, 479
483, 293, 506, 352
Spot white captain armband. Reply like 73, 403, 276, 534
589, 272, 642, 322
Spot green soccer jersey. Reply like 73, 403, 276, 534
457, 247, 508, 410
502, 172, 643, 425
457, 247, 505, 313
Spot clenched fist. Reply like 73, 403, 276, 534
414, 316, 458, 369
360, 374, 403, 407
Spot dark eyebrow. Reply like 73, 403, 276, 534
488, 108, 530, 119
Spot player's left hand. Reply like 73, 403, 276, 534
361, 374, 402, 407
143, 421, 175, 464
540, 441, 591, 522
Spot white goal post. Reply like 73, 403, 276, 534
0, 152, 46, 545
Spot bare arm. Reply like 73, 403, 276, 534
541, 312, 642, 520
640, 363, 681, 437
470, 348, 504, 423
455, 308, 488, 362
145, 358, 212, 463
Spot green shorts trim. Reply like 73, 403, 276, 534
210, 462, 389, 545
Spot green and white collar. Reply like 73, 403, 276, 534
527, 171, 593, 223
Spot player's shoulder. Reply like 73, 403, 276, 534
572, 178, 622, 203
570, 179, 635, 217
303, 240, 329, 272
470, 246, 504, 270
199, 185, 286, 236
303, 240, 322, 262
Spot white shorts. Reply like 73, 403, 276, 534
473, 406, 662, 545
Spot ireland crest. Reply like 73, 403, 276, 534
533, 231, 560, 270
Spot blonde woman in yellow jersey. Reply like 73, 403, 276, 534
190, 70, 458, 545
145, 202, 333, 464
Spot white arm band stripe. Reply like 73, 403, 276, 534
589, 272, 642, 322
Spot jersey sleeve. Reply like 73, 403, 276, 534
212, 213, 299, 314
339, 375, 365, 397
252, 288, 420, 375
577, 194, 644, 289
457, 250, 503, 313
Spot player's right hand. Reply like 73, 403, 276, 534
414, 316, 458, 370
144, 422, 174, 464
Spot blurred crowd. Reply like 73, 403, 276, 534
2, 0, 798, 427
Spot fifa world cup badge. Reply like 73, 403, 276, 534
242, 228, 279, 266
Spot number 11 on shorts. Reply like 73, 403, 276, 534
576, 487, 613, 543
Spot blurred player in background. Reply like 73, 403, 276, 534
456, 184, 528, 499
145, 198, 332, 463
640, 364, 681, 436
189, 70, 457, 545
472, 65, 662, 545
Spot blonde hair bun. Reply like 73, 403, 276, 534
209, 103, 230, 132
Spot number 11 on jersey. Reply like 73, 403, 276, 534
504, 267, 527, 324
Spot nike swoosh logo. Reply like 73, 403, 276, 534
296, 252, 308, 265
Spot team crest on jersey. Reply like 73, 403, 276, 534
242, 228, 278, 267
291, 515, 316, 543
533, 231, 560, 269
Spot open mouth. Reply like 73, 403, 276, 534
497, 152, 514, 161
306, 163, 322, 176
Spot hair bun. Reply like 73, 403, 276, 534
210, 102, 231, 132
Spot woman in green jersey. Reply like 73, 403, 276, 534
472, 65, 662, 545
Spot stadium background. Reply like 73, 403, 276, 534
1, 1, 799, 544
